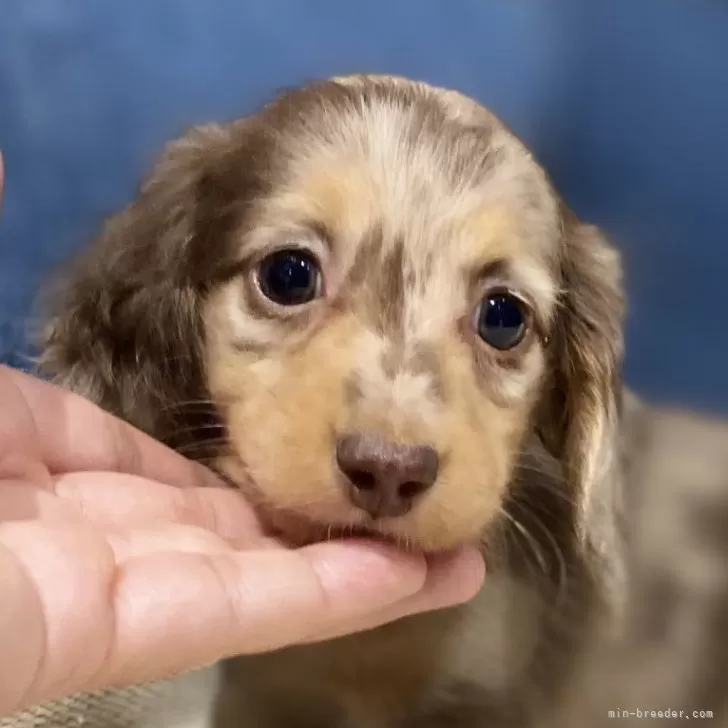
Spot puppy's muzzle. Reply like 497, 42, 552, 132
335, 433, 439, 518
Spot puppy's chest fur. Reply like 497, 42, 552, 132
213, 547, 600, 728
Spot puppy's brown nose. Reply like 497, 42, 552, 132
336, 433, 439, 518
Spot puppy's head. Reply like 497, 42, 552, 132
40, 76, 624, 551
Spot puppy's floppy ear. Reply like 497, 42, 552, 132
537, 216, 625, 534
37, 122, 246, 445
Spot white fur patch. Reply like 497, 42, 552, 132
351, 329, 441, 431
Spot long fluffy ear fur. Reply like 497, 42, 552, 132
36, 122, 251, 451
538, 216, 625, 539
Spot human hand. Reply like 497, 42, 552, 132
0, 363, 484, 716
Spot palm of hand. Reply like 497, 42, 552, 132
0, 365, 268, 711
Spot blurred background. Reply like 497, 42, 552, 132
1, 0, 726, 412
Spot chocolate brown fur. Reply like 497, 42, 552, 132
39, 75, 634, 726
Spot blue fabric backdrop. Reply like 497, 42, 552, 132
1, 0, 727, 412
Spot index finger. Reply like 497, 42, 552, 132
2, 366, 225, 491
107, 542, 483, 687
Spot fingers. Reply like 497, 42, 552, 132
2, 366, 225, 491
96, 541, 434, 689
104, 540, 483, 691
0, 367, 53, 484
394, 546, 485, 616
1, 472, 267, 549
321, 545, 485, 643
52, 472, 266, 546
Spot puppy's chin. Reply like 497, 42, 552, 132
259, 505, 415, 551
255, 502, 471, 553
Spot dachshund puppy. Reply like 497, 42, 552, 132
39, 75, 627, 727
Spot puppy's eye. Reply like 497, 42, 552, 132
476, 293, 528, 351
257, 249, 322, 306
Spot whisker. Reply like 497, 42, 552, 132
513, 503, 569, 605
159, 399, 221, 413
175, 440, 230, 457
499, 507, 549, 577
511, 471, 577, 507
166, 422, 228, 440
181, 456, 227, 471
493, 518, 537, 581
175, 435, 229, 448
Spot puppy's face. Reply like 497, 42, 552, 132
41, 76, 624, 551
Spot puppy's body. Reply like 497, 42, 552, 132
546, 395, 728, 728
36, 75, 667, 726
